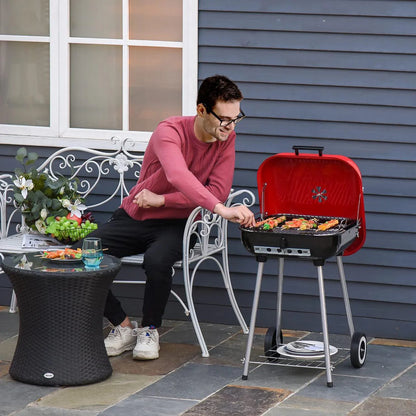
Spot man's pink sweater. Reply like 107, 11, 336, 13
121, 116, 236, 220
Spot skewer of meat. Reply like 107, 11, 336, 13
318, 219, 339, 231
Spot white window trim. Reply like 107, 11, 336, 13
0, 0, 198, 151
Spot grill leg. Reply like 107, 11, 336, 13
275, 258, 284, 345
337, 256, 355, 338
242, 261, 265, 380
316, 265, 333, 387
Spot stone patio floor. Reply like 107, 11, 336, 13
0, 306, 415, 416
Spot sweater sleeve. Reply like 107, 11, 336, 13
154, 125, 235, 212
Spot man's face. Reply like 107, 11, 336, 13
201, 100, 242, 143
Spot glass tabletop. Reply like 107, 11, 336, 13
2, 252, 120, 274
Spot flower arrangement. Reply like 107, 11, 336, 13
13, 147, 96, 242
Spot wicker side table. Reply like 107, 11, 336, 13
2, 253, 121, 386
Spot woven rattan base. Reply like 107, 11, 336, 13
3, 254, 121, 386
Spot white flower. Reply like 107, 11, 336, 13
61, 198, 86, 218
40, 208, 48, 220
13, 176, 34, 199
35, 219, 47, 234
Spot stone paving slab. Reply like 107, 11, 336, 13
0, 360, 10, 377
0, 335, 17, 361
101, 396, 198, 416
182, 385, 290, 416
160, 321, 243, 348
241, 363, 322, 391
191, 332, 264, 367
348, 396, 416, 416
296, 374, 386, 402
334, 344, 416, 379
375, 364, 416, 400
0, 375, 59, 416
110, 342, 200, 376
136, 362, 242, 401
14, 406, 99, 416
0, 310, 19, 342
34, 372, 160, 411
271, 395, 355, 416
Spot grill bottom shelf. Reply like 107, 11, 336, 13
244, 346, 350, 372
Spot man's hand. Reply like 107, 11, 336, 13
214, 203, 255, 227
133, 189, 165, 208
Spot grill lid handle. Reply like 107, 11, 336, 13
293, 145, 324, 156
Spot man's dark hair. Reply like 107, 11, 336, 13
197, 75, 243, 112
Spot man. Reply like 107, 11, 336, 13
77, 75, 255, 360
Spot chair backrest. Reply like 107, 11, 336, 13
1, 138, 144, 236
36, 138, 144, 214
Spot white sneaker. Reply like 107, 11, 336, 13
132, 327, 160, 360
104, 321, 138, 356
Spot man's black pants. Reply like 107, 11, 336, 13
73, 208, 187, 328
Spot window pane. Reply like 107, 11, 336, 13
129, 0, 182, 41
0, 0, 49, 36
0, 42, 49, 126
129, 47, 181, 131
70, 0, 122, 39
70, 44, 122, 129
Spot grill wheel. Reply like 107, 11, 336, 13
350, 332, 367, 368
264, 327, 283, 361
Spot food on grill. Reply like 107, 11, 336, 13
255, 216, 286, 230
42, 248, 82, 260
247, 216, 340, 232
282, 217, 318, 230
317, 219, 339, 231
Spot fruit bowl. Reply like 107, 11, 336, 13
53, 227, 95, 244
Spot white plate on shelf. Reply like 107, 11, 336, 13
277, 343, 338, 360
285, 340, 326, 354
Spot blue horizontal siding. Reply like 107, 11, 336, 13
198, 0, 416, 340
0, 1, 415, 342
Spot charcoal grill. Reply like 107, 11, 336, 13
241, 146, 367, 387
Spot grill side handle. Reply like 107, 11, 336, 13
292, 145, 324, 156
260, 182, 267, 220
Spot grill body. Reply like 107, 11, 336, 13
242, 215, 358, 262
241, 147, 368, 387
241, 146, 366, 261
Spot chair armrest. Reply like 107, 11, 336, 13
182, 189, 256, 265
225, 189, 256, 209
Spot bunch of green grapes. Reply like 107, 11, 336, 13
46, 215, 98, 242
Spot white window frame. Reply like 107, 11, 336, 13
0, 0, 198, 151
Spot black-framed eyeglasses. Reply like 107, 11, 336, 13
205, 105, 246, 127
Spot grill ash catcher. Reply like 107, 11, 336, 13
240, 146, 367, 387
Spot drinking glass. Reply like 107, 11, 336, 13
82, 237, 103, 269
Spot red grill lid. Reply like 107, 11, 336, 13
257, 146, 366, 255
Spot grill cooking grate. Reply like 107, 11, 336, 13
246, 214, 357, 234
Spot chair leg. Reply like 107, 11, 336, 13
183, 264, 210, 357
221, 250, 248, 333
9, 289, 18, 313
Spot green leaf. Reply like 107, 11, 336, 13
15, 147, 27, 163
51, 198, 62, 210
27, 152, 38, 164
14, 193, 24, 203
56, 208, 69, 217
